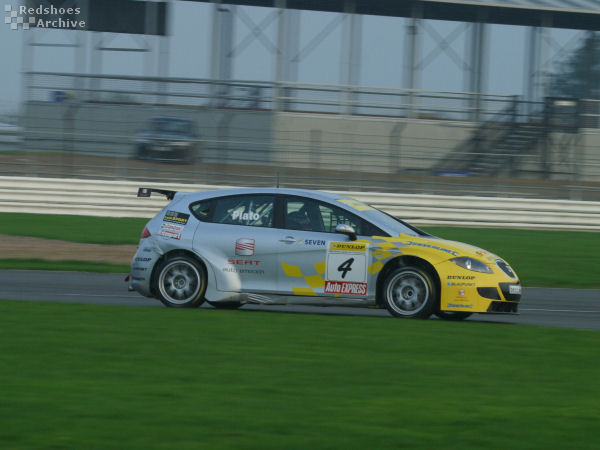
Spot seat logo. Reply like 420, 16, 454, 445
235, 238, 255, 256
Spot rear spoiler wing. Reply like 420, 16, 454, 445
137, 187, 177, 200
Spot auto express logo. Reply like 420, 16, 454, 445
5, 4, 85, 30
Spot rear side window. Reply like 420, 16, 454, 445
212, 195, 275, 228
190, 200, 211, 222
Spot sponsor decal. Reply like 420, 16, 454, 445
157, 229, 182, 240
329, 242, 367, 252
134, 257, 152, 262
447, 282, 475, 287
447, 275, 475, 280
509, 285, 522, 295
161, 222, 183, 232
131, 276, 146, 281
232, 210, 259, 221
235, 238, 255, 256
325, 241, 368, 296
324, 281, 367, 295
304, 239, 326, 246
227, 258, 261, 266
222, 267, 264, 275
408, 241, 458, 256
448, 303, 473, 308
336, 198, 373, 211
459, 289, 465, 296
164, 210, 189, 225
132, 267, 147, 272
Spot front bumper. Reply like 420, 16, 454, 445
437, 260, 521, 314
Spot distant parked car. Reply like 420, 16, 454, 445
134, 117, 198, 163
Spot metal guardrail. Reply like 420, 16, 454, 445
25, 71, 531, 122
25, 71, 600, 124
1, 176, 598, 230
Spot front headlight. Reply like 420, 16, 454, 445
450, 256, 493, 274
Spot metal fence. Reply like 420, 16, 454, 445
2, 72, 599, 201
24, 71, 545, 121
2, 176, 599, 230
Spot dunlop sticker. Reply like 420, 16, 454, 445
329, 242, 367, 252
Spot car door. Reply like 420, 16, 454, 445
192, 194, 280, 293
277, 196, 372, 298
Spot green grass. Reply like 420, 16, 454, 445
425, 227, 600, 289
0, 213, 147, 245
0, 259, 129, 273
1, 300, 599, 449
0, 213, 598, 287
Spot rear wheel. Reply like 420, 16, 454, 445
155, 255, 206, 308
381, 266, 436, 319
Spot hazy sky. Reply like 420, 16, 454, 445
0, 1, 583, 115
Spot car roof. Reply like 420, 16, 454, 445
179, 187, 353, 204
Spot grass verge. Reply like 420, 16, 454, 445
1, 299, 599, 449
0, 213, 147, 245
0, 259, 129, 273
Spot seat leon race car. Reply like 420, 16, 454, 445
129, 187, 522, 319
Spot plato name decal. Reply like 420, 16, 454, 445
232, 210, 259, 221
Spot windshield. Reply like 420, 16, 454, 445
150, 118, 191, 134
361, 207, 431, 237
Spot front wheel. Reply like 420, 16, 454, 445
154, 255, 206, 308
381, 266, 436, 319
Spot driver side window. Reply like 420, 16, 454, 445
284, 197, 377, 235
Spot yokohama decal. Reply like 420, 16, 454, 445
324, 281, 367, 295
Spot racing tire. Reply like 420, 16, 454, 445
154, 255, 207, 308
381, 266, 436, 319
434, 311, 473, 321
207, 301, 242, 310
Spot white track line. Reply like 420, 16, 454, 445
521, 308, 600, 313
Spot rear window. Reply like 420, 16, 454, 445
189, 200, 211, 222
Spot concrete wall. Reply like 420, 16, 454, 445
21, 102, 600, 182
581, 130, 600, 181
271, 112, 475, 174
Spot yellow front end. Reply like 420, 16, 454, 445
435, 258, 521, 314
363, 234, 522, 314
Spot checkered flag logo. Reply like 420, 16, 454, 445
5, 5, 36, 30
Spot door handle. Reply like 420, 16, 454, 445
279, 236, 297, 243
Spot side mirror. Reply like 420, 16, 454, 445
335, 223, 357, 241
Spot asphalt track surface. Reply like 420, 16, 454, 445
1, 270, 599, 331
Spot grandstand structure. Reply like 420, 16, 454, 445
13, 0, 600, 199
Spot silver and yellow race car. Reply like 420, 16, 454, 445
129, 187, 521, 320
